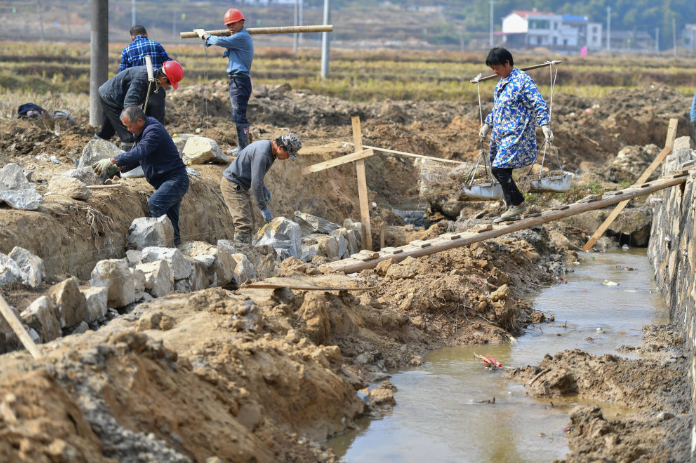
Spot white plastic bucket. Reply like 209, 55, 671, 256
529, 172, 574, 193
458, 182, 504, 201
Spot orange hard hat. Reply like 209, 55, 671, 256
162, 60, 184, 90
224, 8, 245, 25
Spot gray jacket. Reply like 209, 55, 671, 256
98, 66, 154, 109
223, 140, 275, 209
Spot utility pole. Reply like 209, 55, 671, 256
673, 17, 677, 57
299, 0, 304, 45
293, 0, 299, 53
64, 0, 72, 38
489, 0, 495, 47
606, 6, 611, 51
131, 0, 136, 27
655, 27, 659, 52
90, 0, 109, 126
320, 0, 330, 78
37, 0, 45, 42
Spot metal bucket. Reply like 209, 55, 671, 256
529, 172, 573, 193
458, 182, 504, 201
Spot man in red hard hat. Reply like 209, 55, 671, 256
195, 8, 254, 154
95, 60, 184, 151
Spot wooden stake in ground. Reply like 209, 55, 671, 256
0, 293, 42, 359
582, 118, 679, 251
352, 117, 373, 250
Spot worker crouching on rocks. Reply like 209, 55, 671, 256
92, 106, 190, 246
95, 60, 184, 151
220, 133, 302, 244
195, 8, 253, 154
479, 47, 553, 223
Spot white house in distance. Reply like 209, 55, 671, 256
500, 10, 603, 51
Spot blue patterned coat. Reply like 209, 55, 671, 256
484, 68, 550, 169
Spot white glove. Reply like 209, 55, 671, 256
542, 125, 554, 142
478, 124, 490, 140
194, 29, 206, 39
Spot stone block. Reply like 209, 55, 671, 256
331, 229, 348, 258
126, 250, 142, 266
130, 268, 146, 301
0, 189, 42, 210
179, 241, 236, 287
300, 245, 318, 263
175, 260, 208, 293
90, 259, 137, 308
182, 136, 228, 165
126, 216, 175, 250
77, 138, 123, 169
21, 296, 61, 343
80, 286, 108, 323
46, 176, 92, 201
0, 252, 25, 287
47, 277, 87, 329
294, 211, 340, 236
141, 247, 192, 280
136, 260, 173, 298
0, 163, 33, 191
232, 253, 257, 285
253, 217, 302, 258
9, 246, 46, 288
61, 167, 100, 185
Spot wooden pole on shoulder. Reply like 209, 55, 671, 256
582, 118, 679, 251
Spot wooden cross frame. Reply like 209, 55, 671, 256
301, 116, 374, 250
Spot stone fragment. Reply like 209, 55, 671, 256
181, 136, 228, 165
47, 277, 87, 328
130, 268, 146, 301
0, 253, 26, 287
126, 249, 142, 266
127, 216, 175, 250
137, 311, 163, 331
172, 134, 195, 154
253, 217, 302, 259
490, 284, 510, 302
335, 227, 361, 255
331, 229, 348, 258
294, 211, 340, 236
300, 245, 318, 263
298, 293, 331, 345
9, 247, 46, 288
141, 247, 192, 280
90, 259, 137, 308
20, 296, 61, 343
80, 286, 108, 323
136, 260, 173, 298
0, 163, 33, 191
175, 260, 208, 293
62, 167, 100, 185
0, 189, 43, 210
216, 239, 238, 256
232, 253, 257, 285
46, 176, 92, 201
77, 138, 123, 169
179, 241, 236, 287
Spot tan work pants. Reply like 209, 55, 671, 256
220, 177, 254, 235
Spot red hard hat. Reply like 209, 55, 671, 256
224, 8, 245, 25
162, 60, 183, 90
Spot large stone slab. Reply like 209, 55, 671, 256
46, 176, 92, 201
90, 259, 137, 308
0, 253, 24, 287
294, 211, 340, 236
8, 246, 46, 288
0, 189, 42, 210
62, 167, 100, 185
181, 136, 228, 165
80, 286, 108, 323
0, 163, 33, 191
136, 260, 173, 298
47, 277, 87, 329
21, 296, 61, 343
179, 241, 236, 287
253, 217, 302, 259
77, 138, 123, 169
127, 216, 175, 250
141, 247, 192, 280
175, 260, 208, 292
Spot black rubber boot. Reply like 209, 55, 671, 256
235, 124, 250, 152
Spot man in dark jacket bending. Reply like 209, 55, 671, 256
93, 106, 189, 246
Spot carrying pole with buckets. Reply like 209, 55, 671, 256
180, 25, 333, 39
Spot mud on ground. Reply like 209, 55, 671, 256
0, 83, 692, 462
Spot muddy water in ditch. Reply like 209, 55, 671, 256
328, 249, 669, 462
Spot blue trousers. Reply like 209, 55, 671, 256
228, 74, 252, 125
149, 172, 189, 246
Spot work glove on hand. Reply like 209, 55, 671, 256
194, 29, 206, 39
542, 125, 554, 143
260, 206, 272, 224
102, 165, 120, 181
92, 158, 114, 176
262, 186, 272, 205
478, 124, 490, 140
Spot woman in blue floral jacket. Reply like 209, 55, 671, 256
479, 47, 553, 223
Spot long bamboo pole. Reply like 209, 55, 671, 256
324, 174, 690, 274
470, 60, 562, 83
180, 25, 333, 39
344, 143, 464, 164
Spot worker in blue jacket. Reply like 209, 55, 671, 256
690, 87, 696, 145
195, 8, 254, 154
92, 106, 189, 247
